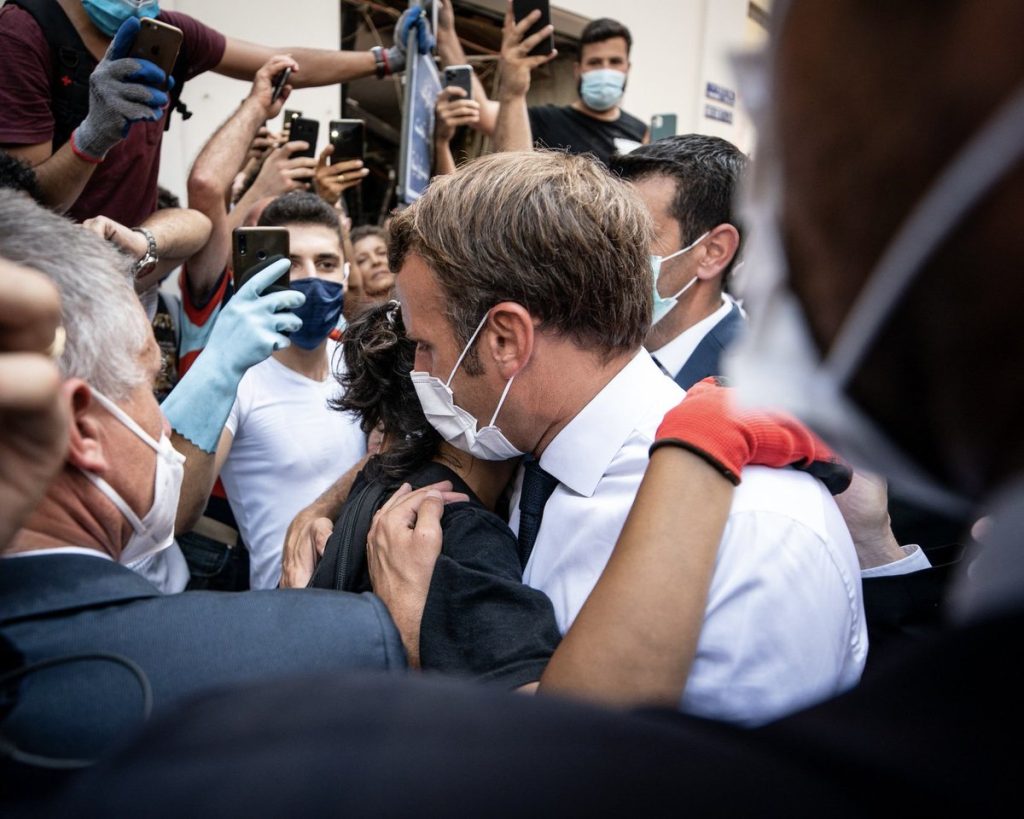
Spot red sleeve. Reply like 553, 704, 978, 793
0, 5, 56, 146
161, 11, 227, 80
179, 266, 230, 326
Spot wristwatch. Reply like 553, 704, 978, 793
131, 227, 159, 277
370, 45, 391, 78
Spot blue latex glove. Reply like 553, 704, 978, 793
385, 5, 435, 73
161, 258, 305, 453
71, 17, 172, 162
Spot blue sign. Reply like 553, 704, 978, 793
705, 82, 736, 107
704, 104, 734, 125
398, 51, 441, 203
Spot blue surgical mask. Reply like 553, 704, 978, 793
579, 69, 626, 112
650, 231, 710, 325
83, 0, 161, 38
289, 278, 345, 350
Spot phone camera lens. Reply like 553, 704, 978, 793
257, 250, 268, 261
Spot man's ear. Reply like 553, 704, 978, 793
483, 302, 534, 380
696, 223, 741, 282
65, 379, 110, 474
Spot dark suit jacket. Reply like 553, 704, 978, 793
672, 302, 746, 390
0, 554, 405, 768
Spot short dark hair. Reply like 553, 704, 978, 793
258, 191, 341, 235
0, 149, 43, 204
580, 18, 632, 55
610, 134, 748, 283
331, 301, 440, 482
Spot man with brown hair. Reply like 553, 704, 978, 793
385, 149, 866, 725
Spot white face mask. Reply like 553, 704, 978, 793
78, 389, 185, 564
725, 43, 1024, 519
411, 310, 525, 461
650, 231, 710, 325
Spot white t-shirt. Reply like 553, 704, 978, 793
220, 341, 366, 589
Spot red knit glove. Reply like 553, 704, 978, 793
650, 377, 853, 494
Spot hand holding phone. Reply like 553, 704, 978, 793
287, 117, 319, 159
512, 0, 553, 58
271, 66, 292, 105
443, 65, 473, 98
328, 119, 365, 164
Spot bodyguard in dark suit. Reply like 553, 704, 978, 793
610, 135, 747, 390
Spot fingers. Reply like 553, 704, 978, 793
282, 140, 310, 156
0, 259, 63, 355
317, 144, 333, 166
438, 86, 468, 102
519, 23, 554, 54
124, 59, 170, 92
0, 353, 63, 412
107, 16, 141, 61
238, 257, 293, 297
311, 517, 333, 557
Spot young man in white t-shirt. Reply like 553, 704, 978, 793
214, 192, 366, 589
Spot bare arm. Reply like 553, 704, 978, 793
215, 37, 376, 87
539, 448, 732, 707
81, 208, 212, 295
187, 55, 299, 295
492, 4, 556, 153
434, 0, 500, 135
279, 454, 370, 588
3, 140, 98, 215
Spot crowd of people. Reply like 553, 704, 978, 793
1, 0, 1020, 813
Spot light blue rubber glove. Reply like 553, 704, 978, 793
71, 17, 171, 162
385, 5, 435, 73
161, 258, 305, 453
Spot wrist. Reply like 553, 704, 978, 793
855, 528, 906, 570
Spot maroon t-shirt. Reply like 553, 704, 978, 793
0, 6, 226, 226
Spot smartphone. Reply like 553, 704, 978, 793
288, 117, 319, 159
271, 66, 292, 105
512, 0, 552, 58
130, 17, 183, 87
443, 65, 473, 98
328, 119, 365, 163
232, 227, 291, 293
650, 113, 678, 142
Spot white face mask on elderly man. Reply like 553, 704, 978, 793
411, 309, 526, 462
77, 389, 185, 564
724, 42, 1024, 520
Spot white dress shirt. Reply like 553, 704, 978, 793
648, 295, 735, 378
511, 349, 867, 725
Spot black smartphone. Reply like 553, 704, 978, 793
271, 66, 291, 105
288, 117, 319, 159
130, 17, 183, 88
328, 119, 365, 163
232, 227, 291, 293
443, 64, 473, 98
512, 0, 552, 58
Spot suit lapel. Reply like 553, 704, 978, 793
673, 304, 746, 390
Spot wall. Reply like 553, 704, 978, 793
157, 0, 766, 199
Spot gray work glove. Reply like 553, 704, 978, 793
385, 5, 435, 74
71, 17, 171, 163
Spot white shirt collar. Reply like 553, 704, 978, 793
539, 351, 664, 498
649, 295, 734, 378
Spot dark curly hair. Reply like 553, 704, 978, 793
331, 301, 441, 482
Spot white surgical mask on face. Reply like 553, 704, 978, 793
78, 389, 185, 564
411, 310, 526, 461
650, 231, 710, 325
725, 42, 1024, 519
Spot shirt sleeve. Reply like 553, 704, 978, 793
161, 11, 227, 79
861, 544, 932, 578
0, 6, 56, 145
419, 503, 561, 689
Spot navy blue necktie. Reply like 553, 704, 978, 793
517, 457, 559, 570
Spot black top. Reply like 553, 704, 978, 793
528, 104, 647, 166
317, 461, 561, 689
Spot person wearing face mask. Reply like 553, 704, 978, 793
0, 190, 405, 796
200, 192, 367, 591
372, 150, 867, 726
0, 0, 431, 226
456, 9, 647, 167
610, 134, 747, 390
